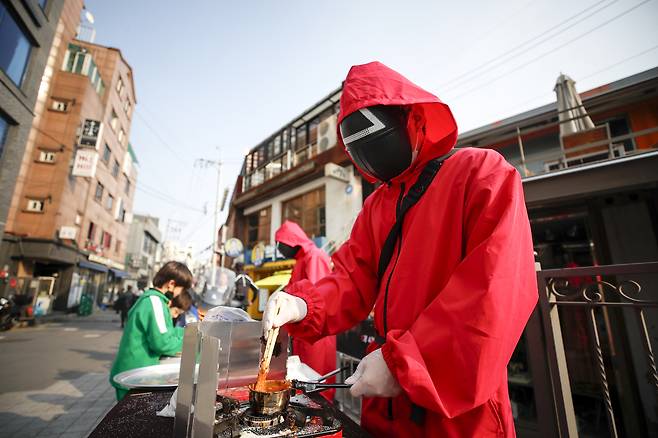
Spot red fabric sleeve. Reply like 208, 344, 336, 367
381, 167, 537, 419
286, 202, 380, 341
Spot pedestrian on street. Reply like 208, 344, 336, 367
274, 220, 337, 401
263, 61, 538, 437
114, 286, 136, 328
171, 289, 199, 327
110, 261, 193, 401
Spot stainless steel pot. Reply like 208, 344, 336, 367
248, 380, 292, 415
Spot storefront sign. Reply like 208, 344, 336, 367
324, 163, 350, 183
79, 119, 103, 148
88, 254, 125, 271
59, 226, 78, 240
224, 238, 244, 258
251, 242, 265, 266
72, 149, 98, 177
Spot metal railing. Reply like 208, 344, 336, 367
536, 262, 658, 438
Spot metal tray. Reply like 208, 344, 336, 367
114, 363, 185, 389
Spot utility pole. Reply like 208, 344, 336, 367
194, 149, 222, 288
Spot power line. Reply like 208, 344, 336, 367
447, 0, 652, 100
135, 184, 205, 213
440, 0, 618, 93
133, 107, 187, 162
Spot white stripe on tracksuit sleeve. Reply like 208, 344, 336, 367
149, 295, 168, 334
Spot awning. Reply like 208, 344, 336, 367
78, 260, 109, 273
109, 268, 129, 278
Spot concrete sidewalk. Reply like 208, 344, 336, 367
36, 309, 120, 325
0, 372, 116, 438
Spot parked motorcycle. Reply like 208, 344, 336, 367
0, 296, 16, 331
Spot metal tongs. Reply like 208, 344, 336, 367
292, 366, 352, 394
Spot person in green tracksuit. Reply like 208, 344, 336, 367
110, 261, 194, 400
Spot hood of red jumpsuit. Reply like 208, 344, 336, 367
337, 61, 459, 183
275, 220, 317, 259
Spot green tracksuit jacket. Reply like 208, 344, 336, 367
110, 288, 184, 400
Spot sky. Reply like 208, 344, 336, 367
84, 0, 658, 262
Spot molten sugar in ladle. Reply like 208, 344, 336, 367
255, 304, 281, 391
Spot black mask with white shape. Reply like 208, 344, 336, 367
340, 105, 412, 182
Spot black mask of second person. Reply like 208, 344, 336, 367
340, 105, 412, 182
277, 242, 300, 259
165, 291, 174, 300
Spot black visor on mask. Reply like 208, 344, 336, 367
277, 242, 300, 259
340, 105, 412, 182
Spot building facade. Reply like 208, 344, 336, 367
125, 214, 161, 290
0, 0, 73, 250
0, 22, 138, 311
226, 88, 366, 274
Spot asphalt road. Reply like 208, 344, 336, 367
0, 311, 123, 393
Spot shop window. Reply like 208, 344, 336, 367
94, 181, 104, 201
102, 144, 111, 164
51, 99, 69, 112
245, 207, 271, 248
112, 160, 120, 177
106, 194, 113, 211
26, 198, 44, 212
281, 187, 326, 238
0, 3, 34, 86
38, 150, 56, 163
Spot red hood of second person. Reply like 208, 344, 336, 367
275, 220, 317, 259
337, 61, 459, 183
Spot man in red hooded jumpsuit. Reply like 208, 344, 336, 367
263, 61, 537, 437
274, 220, 337, 400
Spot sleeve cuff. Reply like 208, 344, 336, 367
285, 280, 324, 340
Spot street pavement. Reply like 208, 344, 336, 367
0, 310, 123, 438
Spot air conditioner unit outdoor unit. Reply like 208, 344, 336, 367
317, 114, 337, 152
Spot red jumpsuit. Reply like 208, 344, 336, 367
285, 62, 538, 437
275, 220, 337, 400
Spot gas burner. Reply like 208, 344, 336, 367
241, 408, 286, 428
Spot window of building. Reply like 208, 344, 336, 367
51, 99, 69, 112
124, 178, 130, 195
0, 114, 8, 154
38, 150, 56, 163
296, 125, 307, 151
115, 240, 121, 254
281, 187, 326, 238
273, 135, 281, 156
110, 110, 119, 131
308, 117, 320, 147
94, 181, 104, 201
244, 207, 271, 248
123, 99, 131, 116
87, 221, 96, 241
102, 144, 111, 163
106, 194, 113, 211
103, 231, 112, 249
61, 44, 105, 96
0, 3, 33, 86
116, 77, 124, 95
26, 198, 44, 212
118, 129, 125, 145
112, 160, 119, 177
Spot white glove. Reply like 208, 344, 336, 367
262, 291, 307, 333
345, 348, 402, 398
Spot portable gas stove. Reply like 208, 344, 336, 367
214, 393, 342, 438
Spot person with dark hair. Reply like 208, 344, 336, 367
114, 285, 136, 328
171, 289, 199, 327
110, 261, 194, 400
